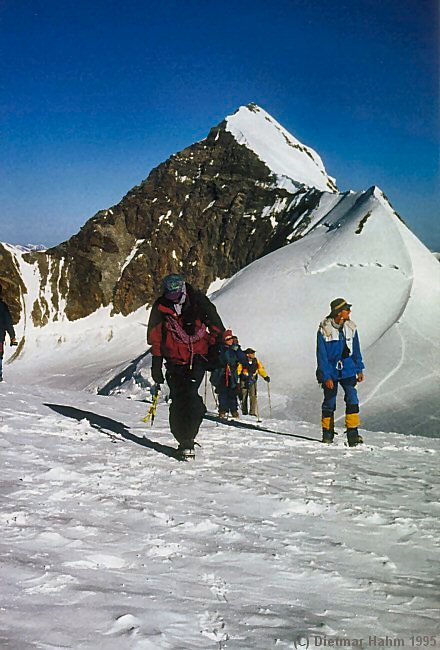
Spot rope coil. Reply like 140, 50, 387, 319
165, 316, 207, 369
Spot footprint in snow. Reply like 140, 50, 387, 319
203, 572, 229, 602
24, 572, 78, 594
199, 610, 229, 644
146, 540, 182, 559
64, 553, 127, 569
104, 613, 141, 636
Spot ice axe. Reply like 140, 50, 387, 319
143, 384, 161, 426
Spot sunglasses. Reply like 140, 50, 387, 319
225, 336, 234, 341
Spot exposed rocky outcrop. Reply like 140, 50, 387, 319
0, 243, 26, 324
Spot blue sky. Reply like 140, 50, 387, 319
1, 0, 439, 249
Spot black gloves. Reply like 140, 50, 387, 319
151, 356, 164, 385
264, 376, 270, 383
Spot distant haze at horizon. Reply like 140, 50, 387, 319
1, 0, 438, 250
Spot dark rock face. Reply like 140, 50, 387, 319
20, 113, 337, 323
0, 244, 26, 324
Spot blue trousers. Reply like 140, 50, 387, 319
322, 376, 359, 413
218, 386, 239, 414
321, 376, 360, 432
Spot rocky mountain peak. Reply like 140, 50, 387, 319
2, 105, 382, 341
224, 103, 338, 193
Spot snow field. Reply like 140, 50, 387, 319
0, 381, 438, 648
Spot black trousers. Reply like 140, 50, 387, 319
165, 363, 206, 447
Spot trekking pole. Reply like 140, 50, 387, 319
267, 381, 272, 418
211, 385, 219, 410
204, 371, 208, 404
143, 384, 161, 426
256, 394, 261, 423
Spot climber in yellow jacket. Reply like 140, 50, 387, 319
237, 348, 270, 417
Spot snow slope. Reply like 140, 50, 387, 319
0, 243, 147, 390
0, 380, 438, 648
5, 184, 439, 438
225, 105, 337, 193
211, 187, 440, 437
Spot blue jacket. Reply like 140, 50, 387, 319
316, 318, 364, 382
211, 344, 247, 390
0, 299, 15, 344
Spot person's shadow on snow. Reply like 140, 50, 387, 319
44, 404, 181, 460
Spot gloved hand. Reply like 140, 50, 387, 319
264, 376, 270, 383
150, 383, 160, 397
151, 356, 164, 385
10, 338, 18, 347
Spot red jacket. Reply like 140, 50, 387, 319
147, 284, 224, 365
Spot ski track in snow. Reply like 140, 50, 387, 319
0, 382, 439, 649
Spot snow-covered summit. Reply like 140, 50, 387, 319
225, 103, 337, 193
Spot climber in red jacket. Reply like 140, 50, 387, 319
147, 274, 224, 459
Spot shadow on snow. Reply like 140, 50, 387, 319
44, 403, 181, 460
204, 412, 319, 442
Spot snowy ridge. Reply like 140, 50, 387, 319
12, 243, 47, 252
225, 104, 337, 193
211, 186, 440, 436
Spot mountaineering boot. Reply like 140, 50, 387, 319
181, 448, 196, 460
177, 445, 196, 460
346, 428, 363, 447
322, 429, 335, 444
321, 411, 335, 443
218, 411, 227, 419
231, 411, 240, 419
